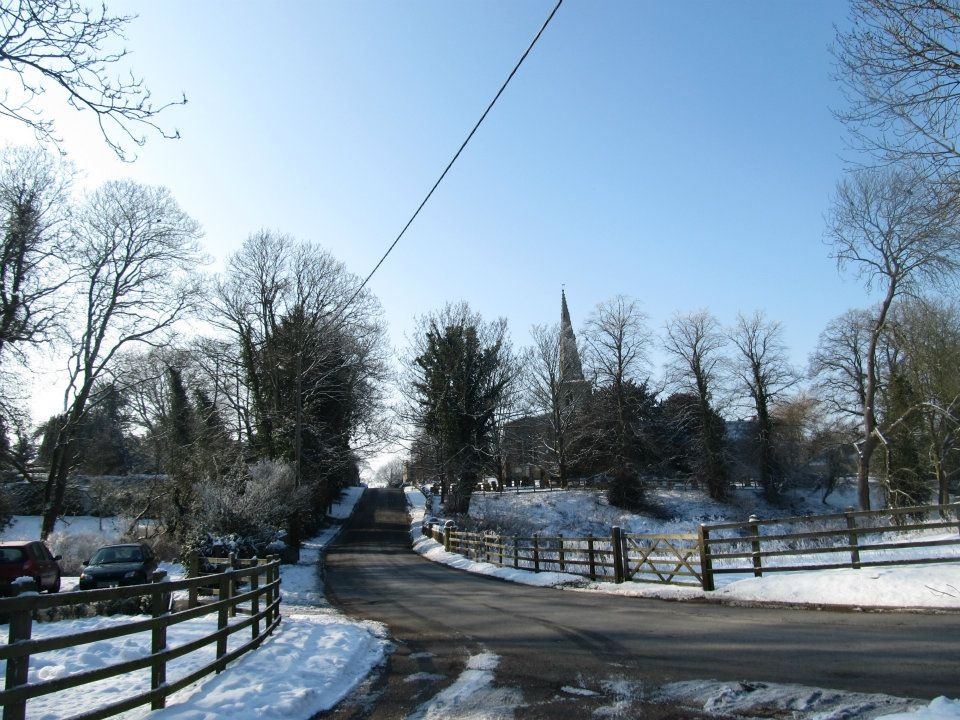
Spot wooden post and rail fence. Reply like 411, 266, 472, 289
0, 555, 281, 720
425, 501, 960, 592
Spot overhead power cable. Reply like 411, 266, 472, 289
343, 0, 564, 309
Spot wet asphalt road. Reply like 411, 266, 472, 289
321, 487, 960, 718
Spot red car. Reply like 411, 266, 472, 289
0, 540, 63, 594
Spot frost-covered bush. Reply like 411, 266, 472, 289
46, 531, 112, 575
134, 531, 179, 562
194, 459, 309, 548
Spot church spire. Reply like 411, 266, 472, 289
559, 289, 584, 383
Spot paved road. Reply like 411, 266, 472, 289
322, 487, 960, 718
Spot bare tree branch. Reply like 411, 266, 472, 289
0, 0, 186, 160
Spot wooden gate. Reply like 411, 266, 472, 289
622, 533, 702, 586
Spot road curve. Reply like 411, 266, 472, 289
323, 487, 960, 717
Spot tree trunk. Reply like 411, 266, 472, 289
41, 436, 75, 539
856, 432, 877, 512
756, 404, 777, 501
935, 457, 949, 508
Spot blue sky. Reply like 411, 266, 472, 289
4, 1, 871, 418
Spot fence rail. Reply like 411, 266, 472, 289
426, 524, 702, 587
424, 501, 960, 592
699, 502, 960, 590
0, 557, 281, 720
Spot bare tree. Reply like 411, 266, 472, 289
372, 457, 406, 487
582, 295, 651, 480
521, 323, 586, 488
40, 179, 203, 538
810, 308, 875, 425
769, 393, 856, 502
0, 0, 186, 159
182, 336, 254, 446
825, 165, 960, 509
728, 311, 798, 500
212, 231, 389, 543
583, 295, 651, 388
663, 310, 730, 500
113, 345, 196, 473
835, 0, 960, 182
213, 231, 389, 466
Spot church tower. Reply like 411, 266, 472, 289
559, 289, 591, 408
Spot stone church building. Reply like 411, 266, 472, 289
500, 290, 591, 486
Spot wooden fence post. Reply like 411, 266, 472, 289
698, 523, 715, 591
611, 527, 625, 583
588, 535, 596, 580
150, 578, 169, 710
4, 578, 35, 720
443, 526, 453, 552
513, 537, 519, 568
251, 567, 261, 640
558, 534, 565, 572
262, 561, 272, 626
533, 535, 540, 572
748, 515, 763, 577
845, 508, 861, 569
216, 572, 232, 673
187, 550, 200, 609
268, 557, 280, 626
228, 553, 238, 618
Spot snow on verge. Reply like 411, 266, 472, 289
148, 610, 387, 720
405, 486, 586, 589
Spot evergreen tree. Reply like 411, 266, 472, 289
164, 366, 198, 545
73, 384, 132, 475
408, 305, 514, 513
589, 381, 662, 510
882, 362, 931, 512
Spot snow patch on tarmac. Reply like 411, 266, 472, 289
407, 653, 522, 720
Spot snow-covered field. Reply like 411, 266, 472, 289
0, 486, 389, 720
407, 486, 960, 720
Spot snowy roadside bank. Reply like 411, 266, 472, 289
404, 486, 960, 720
1, 485, 389, 720
406, 487, 960, 612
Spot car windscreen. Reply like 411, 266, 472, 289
90, 547, 141, 564
0, 547, 26, 563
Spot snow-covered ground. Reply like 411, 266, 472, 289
406, 486, 960, 720
3, 483, 958, 720
0, 486, 389, 720
459, 484, 960, 609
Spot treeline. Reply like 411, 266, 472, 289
0, 147, 389, 553
399, 292, 960, 517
